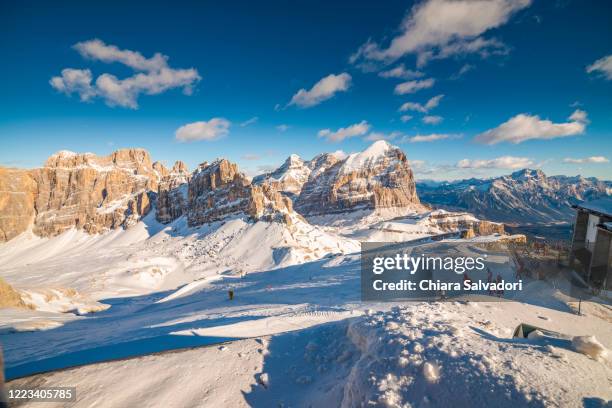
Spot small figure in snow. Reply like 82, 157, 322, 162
463, 272, 472, 287
228, 289, 234, 300
496, 274, 504, 297
487, 268, 493, 296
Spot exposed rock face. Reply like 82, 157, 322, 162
187, 159, 293, 227
295, 141, 421, 216
0, 277, 29, 309
156, 161, 191, 224
426, 211, 505, 236
33, 149, 159, 236
0, 149, 161, 241
0, 168, 38, 241
253, 154, 312, 196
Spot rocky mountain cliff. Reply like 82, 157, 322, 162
5, 143, 607, 243
156, 161, 190, 224
34, 149, 160, 236
256, 141, 423, 216
187, 159, 293, 227
252, 154, 313, 196
0, 168, 38, 242
294, 141, 422, 216
0, 142, 424, 241
417, 169, 612, 224
0, 149, 167, 241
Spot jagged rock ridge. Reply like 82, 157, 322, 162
187, 159, 293, 227
252, 154, 312, 197
417, 169, 612, 224
294, 141, 422, 216
0, 149, 162, 240
156, 161, 191, 224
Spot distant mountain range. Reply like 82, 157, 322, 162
2, 142, 610, 243
416, 169, 612, 225
0, 141, 425, 242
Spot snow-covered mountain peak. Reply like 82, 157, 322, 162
339, 140, 400, 175
295, 141, 421, 216
252, 154, 312, 195
50, 149, 78, 158
285, 154, 303, 165
417, 168, 611, 223
510, 168, 546, 181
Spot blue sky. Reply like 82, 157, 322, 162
1, 0, 611, 180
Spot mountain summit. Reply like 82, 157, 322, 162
293, 141, 422, 216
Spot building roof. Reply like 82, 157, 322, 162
598, 222, 612, 233
573, 197, 612, 218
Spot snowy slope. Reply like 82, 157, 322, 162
1, 222, 611, 407
0, 209, 357, 322
6, 299, 611, 408
338, 140, 398, 174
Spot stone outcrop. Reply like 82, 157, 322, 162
295, 141, 421, 216
253, 154, 312, 196
0, 149, 161, 241
156, 161, 191, 224
32, 149, 159, 236
187, 159, 293, 227
0, 168, 38, 241
427, 210, 506, 236
0, 277, 29, 309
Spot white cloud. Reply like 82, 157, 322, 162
73, 39, 167, 72
94, 68, 199, 108
450, 63, 475, 79
586, 54, 612, 80
424, 95, 444, 110
276, 124, 290, 132
240, 117, 258, 127
318, 120, 370, 142
474, 110, 588, 145
351, 0, 531, 65
457, 156, 534, 169
175, 118, 230, 142
417, 37, 509, 66
49, 68, 96, 101
50, 39, 200, 109
399, 94, 444, 113
394, 78, 435, 95
563, 156, 609, 164
569, 109, 589, 123
422, 115, 444, 125
364, 131, 402, 142
406, 133, 456, 143
407, 159, 426, 169
378, 64, 423, 79
400, 115, 413, 123
399, 102, 426, 113
288, 73, 351, 108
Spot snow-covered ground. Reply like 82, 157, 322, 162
0, 211, 357, 319
6, 300, 611, 407
1, 214, 611, 407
